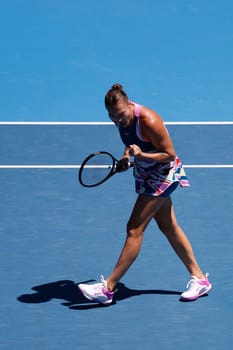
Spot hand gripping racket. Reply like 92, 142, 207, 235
78, 151, 133, 187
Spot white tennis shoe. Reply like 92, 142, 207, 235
180, 273, 212, 301
78, 275, 114, 305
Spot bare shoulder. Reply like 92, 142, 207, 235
139, 106, 167, 139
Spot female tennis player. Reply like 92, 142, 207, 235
78, 84, 212, 304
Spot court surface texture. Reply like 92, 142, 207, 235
0, 122, 232, 350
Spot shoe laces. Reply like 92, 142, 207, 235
100, 275, 116, 294
88, 276, 107, 294
186, 276, 198, 289
186, 273, 209, 289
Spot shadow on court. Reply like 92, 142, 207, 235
17, 280, 181, 310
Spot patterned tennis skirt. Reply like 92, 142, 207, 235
134, 156, 190, 197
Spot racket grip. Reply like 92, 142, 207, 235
117, 158, 133, 172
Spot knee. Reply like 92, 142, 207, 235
126, 222, 144, 239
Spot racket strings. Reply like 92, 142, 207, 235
80, 153, 115, 187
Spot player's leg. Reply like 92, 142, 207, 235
106, 194, 167, 292
154, 196, 204, 277
78, 194, 166, 304
154, 197, 212, 300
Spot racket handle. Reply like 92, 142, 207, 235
117, 158, 133, 172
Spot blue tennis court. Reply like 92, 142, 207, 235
0, 123, 232, 350
1, 0, 233, 348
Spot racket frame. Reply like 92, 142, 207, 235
78, 151, 119, 187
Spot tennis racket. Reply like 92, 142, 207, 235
78, 151, 133, 187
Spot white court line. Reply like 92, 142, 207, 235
0, 121, 233, 125
185, 164, 233, 168
0, 122, 113, 125
0, 165, 81, 169
0, 164, 233, 169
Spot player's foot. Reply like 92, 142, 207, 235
78, 275, 114, 305
180, 273, 212, 301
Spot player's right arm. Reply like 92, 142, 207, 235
117, 146, 131, 172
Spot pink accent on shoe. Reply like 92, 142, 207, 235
198, 276, 210, 285
189, 275, 209, 286
180, 273, 212, 301
102, 288, 114, 299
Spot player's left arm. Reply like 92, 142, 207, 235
129, 107, 176, 163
